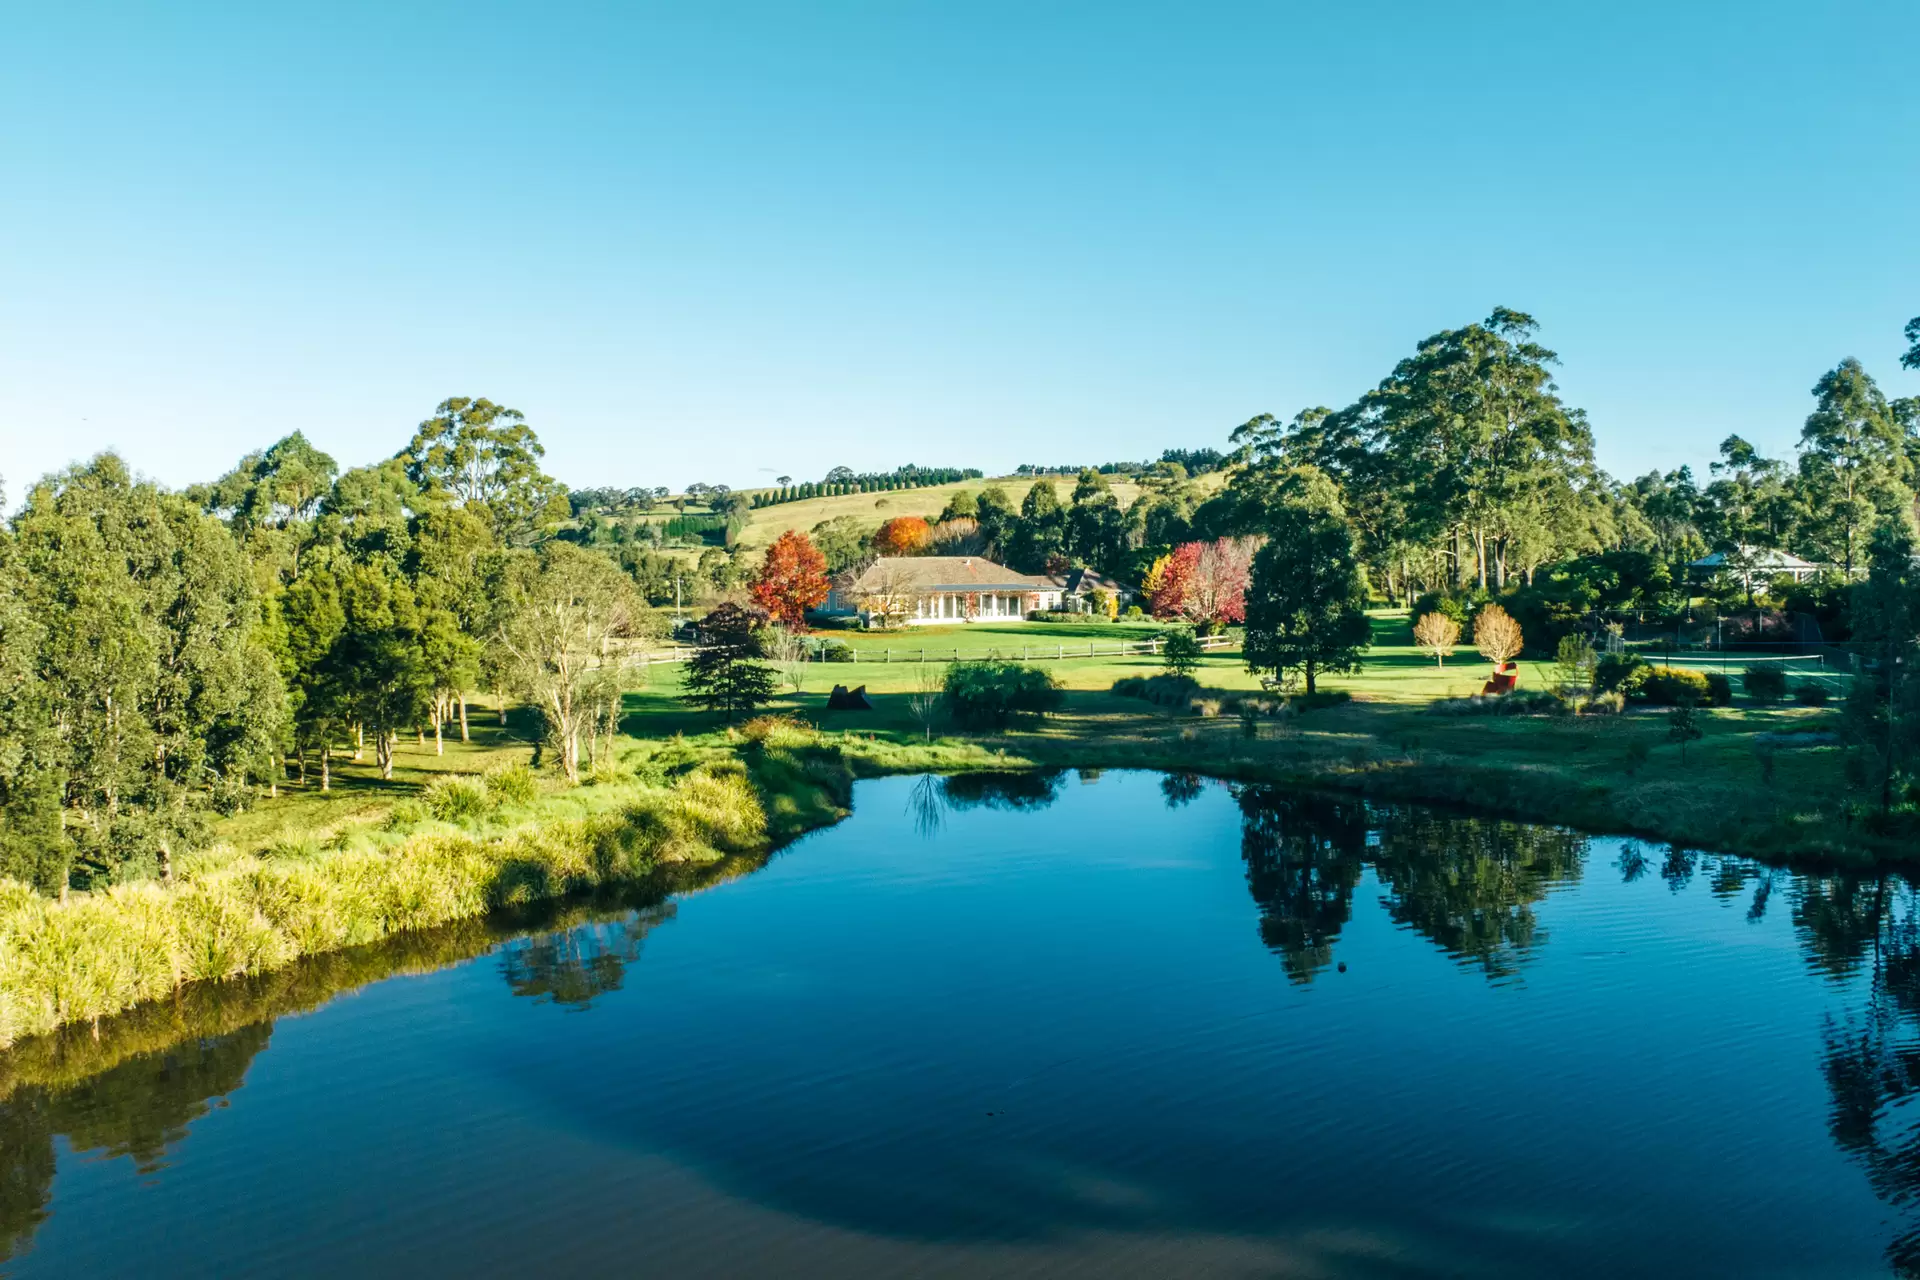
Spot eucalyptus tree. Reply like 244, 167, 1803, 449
331, 559, 432, 781
1241, 471, 1372, 694
495, 542, 643, 783
12, 454, 284, 882
402, 397, 568, 542
1796, 359, 1912, 573
0, 521, 64, 890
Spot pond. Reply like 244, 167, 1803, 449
2, 771, 1914, 1277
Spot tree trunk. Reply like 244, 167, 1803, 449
378, 731, 395, 780
434, 715, 444, 755
321, 745, 331, 793
1304, 663, 1318, 694
498, 688, 508, 725
561, 729, 580, 784
354, 723, 364, 761
295, 747, 306, 784
458, 695, 470, 743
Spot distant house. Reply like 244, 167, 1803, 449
1688, 546, 1822, 590
1043, 566, 1133, 613
820, 556, 1062, 626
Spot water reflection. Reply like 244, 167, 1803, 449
2, 1024, 271, 1261
1231, 786, 1585, 982
499, 906, 673, 1010
1801, 876, 1920, 1276
0, 881, 704, 1264
4, 774, 1920, 1274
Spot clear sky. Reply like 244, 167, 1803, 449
2, 1, 1915, 501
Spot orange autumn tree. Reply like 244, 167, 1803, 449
750, 529, 830, 629
872, 516, 932, 556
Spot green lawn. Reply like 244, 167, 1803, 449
205, 607, 1867, 864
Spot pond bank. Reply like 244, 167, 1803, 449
0, 702, 1894, 1054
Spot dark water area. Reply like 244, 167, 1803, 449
3, 771, 1917, 1277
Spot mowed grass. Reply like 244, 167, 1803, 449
203, 607, 1861, 866
215, 712, 539, 851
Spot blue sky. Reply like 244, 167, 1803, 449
2, 1, 1915, 500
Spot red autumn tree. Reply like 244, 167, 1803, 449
872, 515, 932, 556
750, 529, 830, 629
1150, 537, 1258, 630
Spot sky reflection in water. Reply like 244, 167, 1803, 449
1, 771, 1913, 1277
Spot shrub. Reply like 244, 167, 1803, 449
1192, 698, 1224, 718
1793, 681, 1830, 706
386, 800, 427, 830
1163, 628, 1202, 678
1432, 690, 1568, 717
1288, 690, 1352, 713
1638, 667, 1711, 706
739, 714, 812, 745
1123, 605, 1145, 619
1027, 610, 1096, 623
423, 776, 496, 824
1743, 664, 1789, 704
1411, 591, 1472, 627
1142, 674, 1201, 706
941, 661, 1065, 728
1703, 672, 1732, 707
1111, 675, 1149, 699
1594, 653, 1648, 696
805, 636, 856, 662
1587, 691, 1627, 715
483, 763, 540, 807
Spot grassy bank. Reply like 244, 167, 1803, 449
0, 724, 870, 1048
2, 610, 1885, 1050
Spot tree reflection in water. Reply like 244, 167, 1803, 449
8, 775, 1920, 1273
1, 1023, 271, 1262
1798, 874, 1920, 1277
498, 905, 674, 1010
1231, 785, 1586, 982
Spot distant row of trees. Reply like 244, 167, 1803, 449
750, 465, 982, 508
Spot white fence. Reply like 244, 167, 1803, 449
618, 633, 1235, 667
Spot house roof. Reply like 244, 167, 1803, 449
846, 556, 1052, 594
1688, 546, 1819, 571
1046, 566, 1126, 595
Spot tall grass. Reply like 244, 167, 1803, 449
0, 757, 799, 1048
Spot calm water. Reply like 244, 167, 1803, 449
3, 771, 1917, 1277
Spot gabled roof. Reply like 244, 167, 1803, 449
846, 556, 1051, 593
1046, 566, 1127, 595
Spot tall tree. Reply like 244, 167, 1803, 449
13, 455, 284, 882
402, 397, 568, 542
1797, 359, 1912, 573
0, 522, 64, 891
494, 543, 641, 784
1242, 499, 1371, 694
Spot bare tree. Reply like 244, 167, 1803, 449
858, 562, 918, 629
1473, 604, 1524, 667
766, 625, 811, 694
1412, 612, 1461, 666
907, 663, 943, 742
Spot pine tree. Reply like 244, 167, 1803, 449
681, 603, 778, 722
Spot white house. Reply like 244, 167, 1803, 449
820, 556, 1063, 626
1688, 546, 1823, 591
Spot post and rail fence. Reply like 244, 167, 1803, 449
612, 632, 1235, 668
